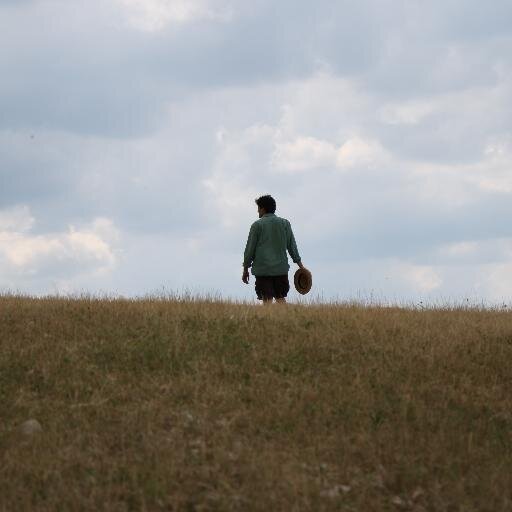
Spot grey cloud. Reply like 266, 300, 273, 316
0, 128, 206, 239
0, 132, 79, 208
207, 125, 512, 265
0, 0, 34, 5
292, 164, 512, 258
428, 0, 512, 41
1, 0, 512, 300
2, 0, 510, 138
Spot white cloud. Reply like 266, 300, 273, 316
410, 133, 512, 203
378, 100, 435, 125
115, 0, 232, 31
440, 241, 479, 258
481, 263, 512, 302
275, 74, 372, 142
402, 264, 443, 293
67, 218, 120, 270
203, 124, 275, 228
0, 209, 120, 278
272, 135, 389, 173
0, 204, 34, 232
336, 137, 388, 170
435, 238, 512, 266
272, 136, 338, 172
472, 136, 512, 193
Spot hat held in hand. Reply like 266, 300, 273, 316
294, 268, 312, 295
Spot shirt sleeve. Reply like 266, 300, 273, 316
286, 221, 301, 264
243, 222, 259, 268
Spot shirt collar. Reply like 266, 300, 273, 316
262, 213, 275, 217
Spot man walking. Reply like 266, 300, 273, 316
242, 195, 306, 303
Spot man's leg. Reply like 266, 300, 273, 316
255, 276, 275, 304
273, 275, 290, 305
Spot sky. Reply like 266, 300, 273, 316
1, 0, 512, 304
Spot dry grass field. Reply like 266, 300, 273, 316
1, 294, 512, 511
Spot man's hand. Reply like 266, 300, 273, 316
242, 268, 250, 284
298, 261, 306, 270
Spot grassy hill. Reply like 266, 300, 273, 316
1, 294, 511, 511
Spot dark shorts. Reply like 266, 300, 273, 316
255, 275, 290, 300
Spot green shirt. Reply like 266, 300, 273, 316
243, 213, 301, 276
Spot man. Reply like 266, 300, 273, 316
242, 195, 306, 304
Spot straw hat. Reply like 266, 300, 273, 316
294, 268, 312, 295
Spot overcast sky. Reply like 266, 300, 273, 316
1, 0, 512, 304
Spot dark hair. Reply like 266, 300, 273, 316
255, 195, 276, 214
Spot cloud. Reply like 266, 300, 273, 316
483, 263, 512, 302
203, 124, 276, 228
271, 135, 388, 173
199, 70, 512, 279
0, 204, 34, 232
1, 0, 512, 302
431, 237, 512, 266
471, 136, 512, 193
402, 264, 443, 293
0, 207, 120, 287
115, 0, 233, 31
272, 136, 338, 172
336, 137, 388, 170
378, 100, 436, 126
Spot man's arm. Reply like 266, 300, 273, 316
286, 221, 303, 267
242, 223, 258, 283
